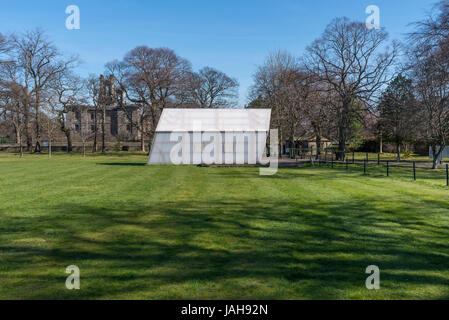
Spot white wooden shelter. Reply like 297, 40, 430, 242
147, 108, 271, 165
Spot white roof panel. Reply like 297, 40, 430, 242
155, 108, 271, 132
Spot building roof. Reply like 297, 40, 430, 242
155, 108, 271, 132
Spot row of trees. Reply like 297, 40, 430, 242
0, 32, 239, 155
249, 0, 449, 169
104, 47, 238, 151
1, 1, 448, 168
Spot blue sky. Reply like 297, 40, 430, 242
0, 0, 437, 106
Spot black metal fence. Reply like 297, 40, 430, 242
286, 148, 449, 187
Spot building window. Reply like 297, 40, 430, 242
91, 125, 95, 132
127, 124, 132, 132
90, 112, 94, 120
75, 124, 80, 131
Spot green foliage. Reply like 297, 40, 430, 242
0, 137, 13, 144
402, 150, 413, 158
246, 95, 268, 109
346, 100, 364, 148
377, 75, 418, 145
113, 142, 121, 152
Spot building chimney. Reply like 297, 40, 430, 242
99, 75, 106, 97
109, 75, 117, 101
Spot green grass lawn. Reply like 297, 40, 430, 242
1, 152, 449, 299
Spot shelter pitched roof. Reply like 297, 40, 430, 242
155, 108, 271, 132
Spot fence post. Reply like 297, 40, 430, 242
366, 153, 369, 162
378, 153, 380, 165
446, 164, 449, 187
387, 161, 390, 177
413, 162, 416, 181
364, 159, 367, 175
352, 152, 355, 164
331, 157, 334, 169
346, 159, 348, 170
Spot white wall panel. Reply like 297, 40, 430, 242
148, 131, 268, 165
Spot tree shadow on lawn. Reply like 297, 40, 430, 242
1, 196, 449, 299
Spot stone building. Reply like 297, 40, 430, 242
66, 75, 142, 143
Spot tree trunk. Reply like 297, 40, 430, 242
19, 141, 23, 158
15, 126, 21, 146
58, 113, 72, 153
34, 93, 41, 153
337, 129, 346, 161
101, 106, 106, 154
140, 134, 146, 153
431, 145, 444, 169
83, 141, 86, 158
312, 123, 322, 160
16, 126, 23, 158
315, 136, 322, 161
337, 112, 347, 161
289, 135, 295, 159
337, 100, 351, 161
396, 143, 401, 162
278, 127, 283, 159
24, 106, 31, 151
379, 133, 383, 154
34, 141, 41, 153
147, 131, 155, 156
65, 130, 72, 153
48, 140, 52, 158
92, 109, 98, 153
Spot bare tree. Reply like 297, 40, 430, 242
410, 0, 449, 54
48, 71, 85, 153
408, 1, 449, 169
250, 51, 303, 156
0, 36, 34, 151
98, 74, 107, 153
184, 67, 238, 108
0, 80, 26, 157
377, 75, 420, 161
106, 47, 192, 151
305, 17, 398, 160
42, 97, 59, 158
300, 77, 336, 159
0, 33, 11, 60
77, 99, 92, 158
411, 52, 449, 168
11, 29, 77, 153
87, 75, 101, 153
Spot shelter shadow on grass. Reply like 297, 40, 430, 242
96, 162, 147, 166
